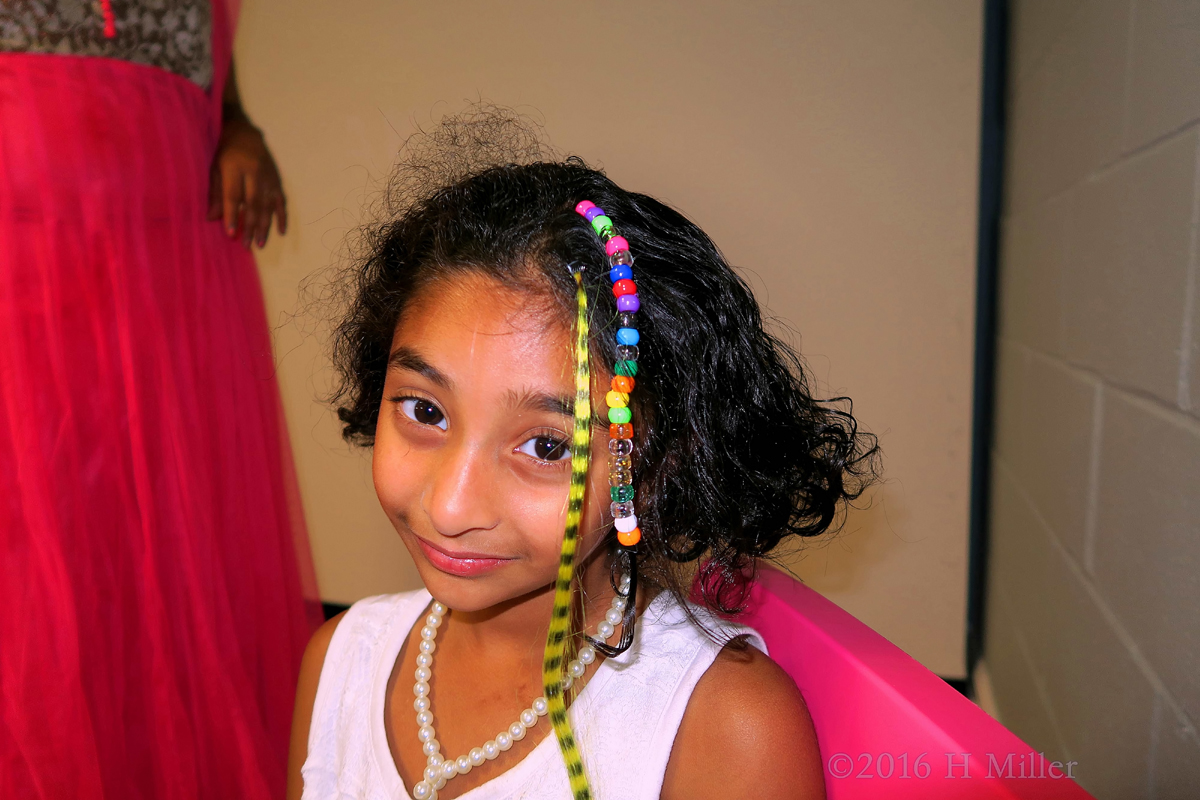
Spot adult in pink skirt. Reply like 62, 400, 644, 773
0, 2, 323, 798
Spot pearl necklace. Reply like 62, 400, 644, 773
409, 575, 631, 800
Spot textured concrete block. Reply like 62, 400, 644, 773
1010, 0, 1087, 85
1005, 0, 1131, 210
1126, 0, 1200, 150
992, 339, 1029, 467
1062, 131, 1196, 402
1151, 699, 1200, 800
988, 467, 1155, 797
984, 586, 1071, 761
1020, 355, 1098, 563
997, 196, 1070, 353
1093, 391, 1200, 723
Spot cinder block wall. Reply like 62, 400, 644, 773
986, 1, 1200, 797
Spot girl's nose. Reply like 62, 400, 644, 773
423, 441, 500, 537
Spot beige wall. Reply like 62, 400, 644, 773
986, 0, 1200, 796
235, 0, 983, 678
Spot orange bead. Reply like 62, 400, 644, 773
609, 422, 634, 440
617, 527, 642, 547
611, 375, 634, 393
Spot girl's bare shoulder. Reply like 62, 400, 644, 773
662, 642, 827, 800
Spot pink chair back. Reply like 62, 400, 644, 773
736, 568, 1095, 799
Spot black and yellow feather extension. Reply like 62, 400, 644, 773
541, 269, 593, 800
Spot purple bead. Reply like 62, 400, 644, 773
585, 206, 606, 222
609, 264, 633, 283
616, 293, 641, 313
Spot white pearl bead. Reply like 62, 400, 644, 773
519, 708, 537, 728
414, 696, 430, 712
412, 780, 433, 799
495, 731, 513, 751
578, 645, 596, 665
562, 674, 574, 690
509, 721, 527, 741
532, 697, 548, 716
597, 620, 614, 639
455, 755, 472, 774
428, 752, 444, 766
434, 774, 446, 790
420, 625, 437, 641
605, 608, 623, 625
422, 739, 440, 757
483, 740, 499, 760
424, 764, 441, 783
418, 725, 435, 743
432, 601, 447, 615
414, 667, 431, 683
416, 710, 433, 727
419, 639, 436, 654
568, 660, 586, 679
414, 681, 430, 697
425, 613, 442, 628
469, 747, 485, 766
440, 760, 457, 780
416, 652, 433, 668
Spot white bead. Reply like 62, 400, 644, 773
440, 760, 458, 780
425, 613, 442, 628
416, 652, 433, 668
420, 625, 437, 641
615, 514, 637, 532
605, 608, 623, 625
428, 752, 444, 766
483, 740, 500, 760
469, 747, 485, 766
612, 596, 627, 611
562, 674, 574, 690
455, 755, 472, 774
416, 709, 433, 727
532, 697, 548, 716
412, 780, 433, 800
432, 601, 447, 615
520, 708, 537, 728
568, 660, 586, 679
422, 739, 440, 757
597, 621, 614, 639
418, 725, 435, 743
434, 774, 446, 790
419, 639, 436, 654
414, 696, 430, 712
578, 645, 596, 665
619, 575, 631, 590
495, 731, 513, 750
414, 681, 430, 697
509, 721, 527, 741
414, 667, 431, 683
424, 764, 441, 783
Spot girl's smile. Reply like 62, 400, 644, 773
413, 536, 515, 577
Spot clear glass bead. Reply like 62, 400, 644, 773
609, 469, 632, 487
618, 312, 637, 328
609, 249, 633, 266
610, 501, 635, 518
609, 453, 632, 471
616, 344, 639, 361
608, 438, 633, 456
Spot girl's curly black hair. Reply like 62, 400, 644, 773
330, 109, 879, 618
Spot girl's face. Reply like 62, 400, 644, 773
373, 273, 610, 613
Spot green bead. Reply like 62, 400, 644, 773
610, 485, 635, 503
608, 406, 632, 424
614, 360, 639, 377
591, 215, 614, 236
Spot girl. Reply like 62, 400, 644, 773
289, 118, 876, 800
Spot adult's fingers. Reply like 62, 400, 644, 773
253, 188, 273, 248
275, 191, 288, 236
222, 163, 246, 238
241, 173, 260, 249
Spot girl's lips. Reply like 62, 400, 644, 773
415, 537, 514, 577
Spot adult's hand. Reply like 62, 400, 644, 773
207, 113, 287, 249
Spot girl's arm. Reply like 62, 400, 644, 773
662, 645, 826, 799
286, 612, 346, 800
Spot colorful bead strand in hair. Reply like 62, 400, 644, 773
540, 267, 594, 800
575, 200, 641, 658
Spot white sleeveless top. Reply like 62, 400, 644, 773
302, 589, 765, 800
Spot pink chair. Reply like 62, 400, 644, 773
735, 568, 1095, 799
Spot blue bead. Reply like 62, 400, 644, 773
585, 206, 606, 222
609, 264, 633, 283
616, 327, 640, 346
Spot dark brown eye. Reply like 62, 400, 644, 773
518, 436, 569, 461
400, 398, 447, 430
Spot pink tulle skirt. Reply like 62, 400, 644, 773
0, 51, 322, 800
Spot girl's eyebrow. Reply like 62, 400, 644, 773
505, 388, 573, 417
387, 346, 452, 389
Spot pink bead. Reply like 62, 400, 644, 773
605, 236, 629, 256
575, 200, 596, 216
